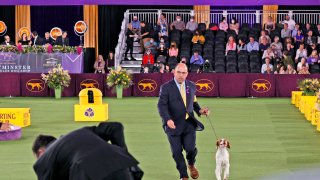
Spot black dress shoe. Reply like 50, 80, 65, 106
131, 57, 137, 61
124, 57, 129, 61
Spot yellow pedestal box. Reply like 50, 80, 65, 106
74, 88, 108, 122
291, 91, 302, 105
0, 108, 30, 127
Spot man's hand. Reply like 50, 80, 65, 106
167, 119, 176, 129
0, 122, 11, 132
199, 107, 210, 116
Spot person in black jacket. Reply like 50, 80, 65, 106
1, 35, 15, 46
124, 23, 136, 61
55, 31, 69, 46
32, 122, 143, 180
31, 31, 43, 46
43, 32, 54, 45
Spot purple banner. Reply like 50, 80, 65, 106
188, 73, 219, 97
247, 74, 276, 97
218, 74, 247, 97
133, 73, 162, 97
20, 73, 49, 97
275, 74, 306, 97
0, 73, 20, 96
0, 0, 318, 5
61, 53, 83, 74
75, 74, 105, 95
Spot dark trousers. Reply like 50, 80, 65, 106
166, 121, 197, 178
125, 42, 133, 58
103, 168, 133, 180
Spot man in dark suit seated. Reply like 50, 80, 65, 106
31, 31, 43, 46
1, 35, 15, 46
43, 32, 54, 45
158, 63, 210, 180
32, 122, 143, 180
55, 31, 69, 46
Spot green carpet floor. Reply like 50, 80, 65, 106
0, 97, 319, 180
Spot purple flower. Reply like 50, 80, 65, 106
47, 44, 53, 53
186, 86, 190, 94
77, 46, 83, 54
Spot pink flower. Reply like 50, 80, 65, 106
17, 44, 23, 53
47, 44, 53, 53
77, 46, 83, 54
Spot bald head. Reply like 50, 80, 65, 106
174, 63, 188, 84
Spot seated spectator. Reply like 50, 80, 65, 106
140, 21, 151, 53
284, 42, 295, 57
142, 66, 150, 73
43, 32, 54, 45
144, 38, 157, 55
18, 33, 31, 46
270, 36, 283, 52
186, 16, 198, 32
298, 64, 310, 74
142, 49, 154, 65
159, 63, 167, 73
262, 47, 275, 61
219, 17, 228, 32
303, 23, 313, 36
229, 17, 239, 34
1, 35, 15, 46
190, 51, 204, 65
307, 50, 320, 65
261, 57, 273, 74
226, 36, 236, 55
168, 42, 179, 58
281, 23, 291, 41
292, 24, 300, 38
237, 38, 247, 52
180, 57, 188, 64
274, 65, 287, 74
282, 50, 294, 66
158, 37, 169, 49
294, 30, 304, 48
286, 64, 297, 74
304, 30, 317, 52
297, 57, 309, 72
170, 15, 185, 31
106, 51, 115, 69
316, 24, 320, 45
191, 29, 205, 44
94, 55, 105, 74
283, 37, 293, 48
259, 36, 270, 53
282, 14, 296, 31
247, 36, 259, 53
156, 43, 167, 63
157, 13, 168, 41
271, 44, 282, 62
295, 44, 308, 63
259, 30, 271, 44
265, 16, 275, 33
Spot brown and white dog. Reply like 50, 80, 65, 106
215, 139, 230, 180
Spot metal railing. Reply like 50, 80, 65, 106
115, 10, 129, 69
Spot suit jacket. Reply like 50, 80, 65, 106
44, 37, 54, 45
55, 36, 69, 46
158, 79, 204, 135
32, 36, 43, 46
33, 123, 139, 180
1, 41, 15, 46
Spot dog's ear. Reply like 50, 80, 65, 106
226, 140, 231, 149
216, 140, 220, 148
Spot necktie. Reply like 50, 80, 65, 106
179, 83, 189, 120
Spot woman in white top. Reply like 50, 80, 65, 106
297, 57, 309, 72
225, 36, 236, 55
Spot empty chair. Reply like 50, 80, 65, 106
215, 63, 225, 73
227, 30, 237, 39
241, 23, 251, 32
192, 43, 202, 54
205, 30, 215, 41
238, 56, 248, 64
238, 62, 249, 73
310, 64, 320, 74
182, 29, 193, 43
252, 23, 261, 31
250, 62, 261, 73
226, 64, 237, 73
167, 56, 178, 69
269, 30, 280, 40
180, 51, 191, 60
215, 36, 226, 43
190, 64, 201, 73
216, 30, 226, 38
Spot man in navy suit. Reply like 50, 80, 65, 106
158, 63, 210, 180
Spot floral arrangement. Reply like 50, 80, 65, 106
0, 45, 82, 54
298, 78, 320, 96
106, 66, 133, 90
41, 64, 71, 89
